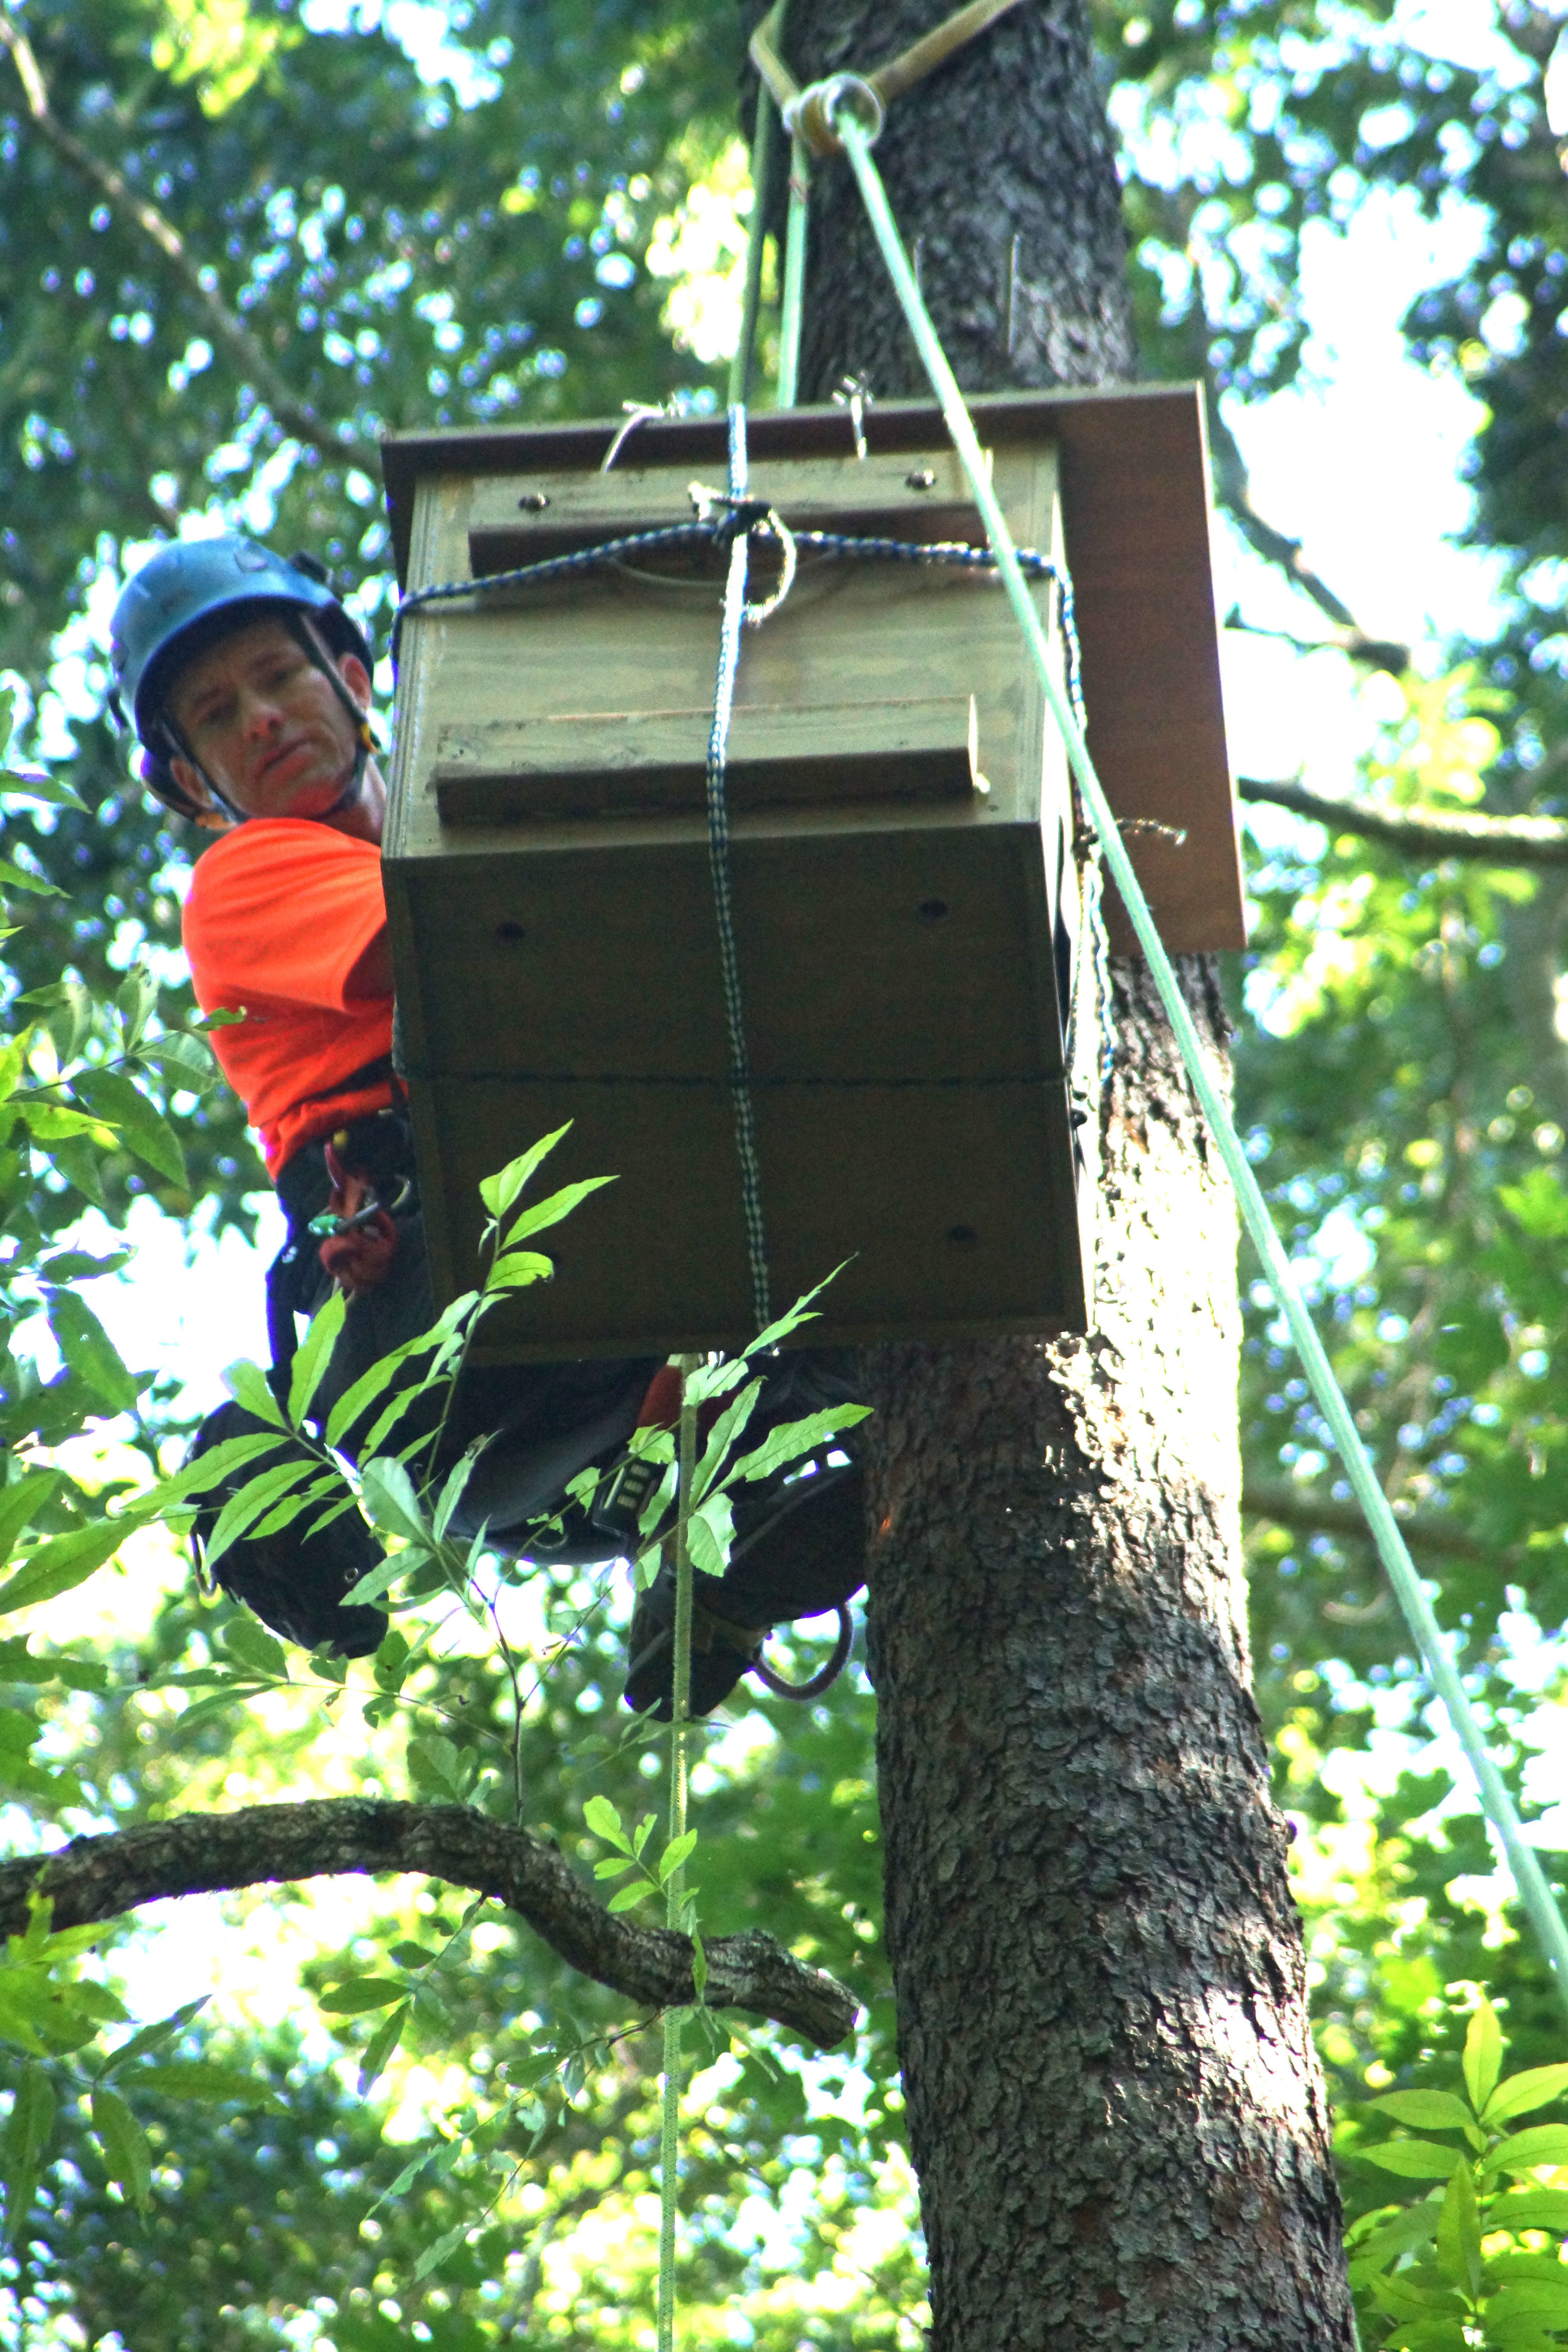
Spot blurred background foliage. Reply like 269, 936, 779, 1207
1, 0, 1568, 2341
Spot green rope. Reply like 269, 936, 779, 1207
656, 1355, 700, 2352
729, 77, 776, 409
831, 95, 1568, 2026
776, 135, 808, 410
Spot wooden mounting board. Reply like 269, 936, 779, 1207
382, 385, 1242, 957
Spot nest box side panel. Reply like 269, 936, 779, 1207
383, 436, 1089, 1355
1052, 391, 1242, 956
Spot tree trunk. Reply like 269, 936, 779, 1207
758, 2, 1357, 2341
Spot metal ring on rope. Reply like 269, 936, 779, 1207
749, 1604, 855, 1701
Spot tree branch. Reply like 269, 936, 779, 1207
1204, 397, 1407, 661
0, 8, 363, 464
0, 1798, 859, 2049
1239, 774, 1568, 868
1243, 1476, 1519, 1574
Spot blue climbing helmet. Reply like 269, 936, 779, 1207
108, 535, 374, 818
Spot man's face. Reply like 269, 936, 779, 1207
166, 616, 372, 827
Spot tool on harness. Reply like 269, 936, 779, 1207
309, 1140, 406, 1296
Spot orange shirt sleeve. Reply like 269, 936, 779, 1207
183, 819, 387, 1017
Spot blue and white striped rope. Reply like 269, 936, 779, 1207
707, 405, 773, 1333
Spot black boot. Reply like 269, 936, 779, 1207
188, 1403, 388, 1660
623, 1452, 865, 1719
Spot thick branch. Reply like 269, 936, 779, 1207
1243, 1476, 1518, 1574
0, 1799, 859, 2048
1239, 775, 1568, 868
0, 9, 362, 464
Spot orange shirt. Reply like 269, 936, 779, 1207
182, 818, 394, 1177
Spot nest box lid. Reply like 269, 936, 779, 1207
380, 383, 1242, 956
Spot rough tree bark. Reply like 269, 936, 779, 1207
753, 2, 1358, 2341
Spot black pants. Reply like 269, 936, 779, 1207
270, 1113, 659, 1560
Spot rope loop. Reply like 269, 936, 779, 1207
786, 72, 883, 157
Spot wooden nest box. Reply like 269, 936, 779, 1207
379, 388, 1241, 1362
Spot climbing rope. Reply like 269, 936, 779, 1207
822, 81, 1568, 2022
706, 405, 774, 1332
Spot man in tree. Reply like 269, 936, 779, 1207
109, 534, 867, 1698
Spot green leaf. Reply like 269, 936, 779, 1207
3, 2056, 55, 2174
127, 2060, 278, 2106
0, 1518, 130, 1619
287, 1288, 347, 1428
318, 1978, 408, 2016
728, 1404, 872, 1488
432, 1442, 484, 1542
45, 1290, 140, 1412
221, 1357, 287, 1429
90, 2086, 152, 2213
593, 1856, 637, 1879
248, 1471, 342, 1544
742, 1269, 851, 1357
1370, 2092, 1476, 2132
691, 1375, 764, 1503
408, 1734, 467, 1801
686, 1489, 734, 1576
0, 1471, 61, 1572
583, 1793, 629, 1850
154, 1429, 292, 1503
1434, 2161, 1482, 2298
115, 967, 159, 1055
199, 1455, 319, 1572
388, 1942, 438, 1971
45, 1130, 105, 1206
1486, 2280, 1568, 2323
499, 1174, 615, 1246
219, 1618, 289, 1680
98, 1996, 210, 2080
1347, 2203, 1443, 2283
1360, 2139, 1463, 2179
477, 1124, 570, 1221
17, 1103, 109, 1141
68, 1066, 185, 1186
358, 2000, 409, 2094
691, 1927, 707, 2002
1482, 2125, 1568, 2179
359, 1457, 430, 1547
137, 1029, 220, 1093
606, 1880, 652, 1913
485, 1248, 554, 1292
1464, 1998, 1505, 2116
2, 771, 85, 812
1492, 2190, 1568, 2233
659, 1830, 697, 1883
339, 1549, 410, 1610
412, 2221, 471, 2282
0, 856, 63, 897
1483, 2066, 1568, 2127
38, 1248, 132, 1282
172, 1686, 265, 1734
322, 1323, 447, 1451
